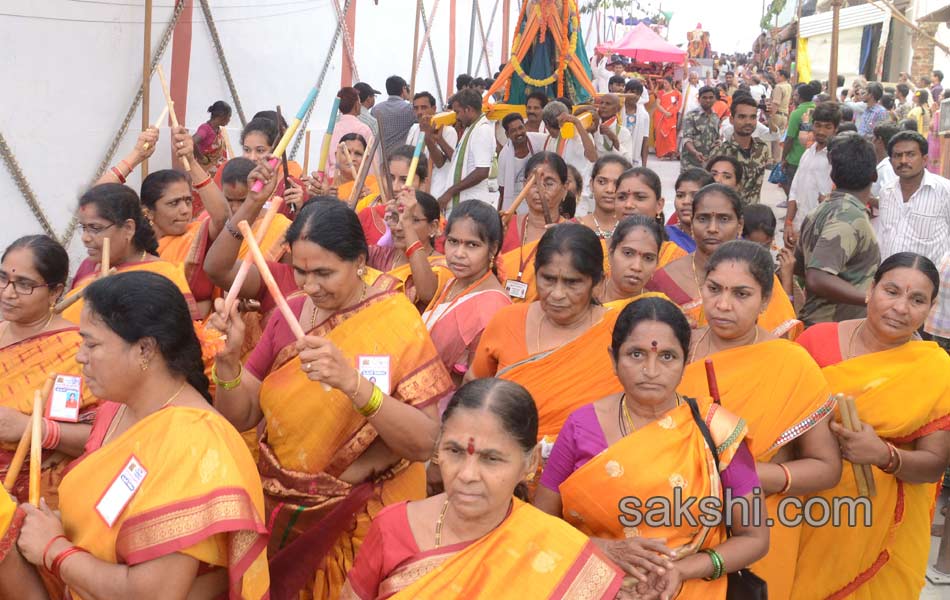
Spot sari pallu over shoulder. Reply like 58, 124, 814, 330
559, 399, 748, 600
791, 341, 950, 600
386, 500, 623, 599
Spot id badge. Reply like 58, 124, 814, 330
357, 355, 391, 395
47, 374, 82, 423
505, 279, 528, 299
96, 456, 147, 527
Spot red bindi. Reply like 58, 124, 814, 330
651, 340, 659, 352
467, 437, 475, 455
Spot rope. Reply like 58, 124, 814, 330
419, 1, 445, 108
61, 0, 186, 246
198, 0, 248, 127
0, 131, 56, 238
289, 0, 352, 160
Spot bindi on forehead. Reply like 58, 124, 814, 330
467, 437, 475, 455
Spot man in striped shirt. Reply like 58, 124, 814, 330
878, 131, 950, 265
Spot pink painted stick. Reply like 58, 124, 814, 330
222, 197, 285, 316
237, 220, 305, 339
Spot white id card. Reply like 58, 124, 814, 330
357, 355, 391, 395
505, 279, 528, 299
47, 374, 82, 422
96, 456, 147, 527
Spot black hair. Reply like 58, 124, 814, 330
839, 105, 854, 122
828, 133, 877, 191
451, 89, 483, 112
79, 184, 159, 256
140, 169, 189, 210
896, 83, 910, 98
337, 87, 360, 114
456, 74, 473, 90
881, 94, 896, 111
866, 82, 884, 102
285, 197, 368, 261
414, 191, 441, 223
624, 79, 644, 95
2, 235, 69, 288
611, 296, 691, 362
389, 144, 429, 181
874, 252, 940, 301
730, 94, 758, 116
898, 118, 919, 132
692, 183, 743, 219
591, 154, 632, 181
446, 200, 504, 272
608, 75, 626, 88
221, 157, 257, 187
442, 378, 538, 500
412, 91, 437, 107
567, 165, 583, 197
887, 130, 929, 157
526, 91, 549, 106
705, 155, 744, 184
524, 151, 569, 184
385, 75, 408, 96
812, 101, 842, 127
836, 75, 845, 87
560, 190, 577, 220
777, 69, 789, 79
741, 204, 776, 240
698, 85, 716, 97
675, 167, 714, 190
873, 123, 900, 148
252, 110, 287, 131
934, 70, 944, 82
609, 215, 662, 254
618, 167, 662, 201
555, 96, 574, 112
837, 122, 858, 133
502, 112, 526, 132
84, 271, 211, 402
339, 132, 368, 150
241, 117, 279, 147
705, 239, 774, 300
207, 101, 231, 120
915, 88, 930, 105
535, 223, 605, 293
797, 81, 818, 102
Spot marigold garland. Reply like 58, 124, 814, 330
511, 15, 579, 90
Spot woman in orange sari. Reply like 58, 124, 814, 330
0, 490, 44, 599
614, 167, 686, 268
792, 252, 950, 600
595, 215, 662, 305
498, 152, 568, 304
646, 183, 801, 337
679, 240, 841, 600
342, 378, 624, 599
0, 236, 97, 508
535, 296, 770, 599
16, 271, 269, 599
208, 180, 453, 600
61, 183, 199, 323
653, 78, 681, 160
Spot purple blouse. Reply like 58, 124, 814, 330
539, 404, 760, 497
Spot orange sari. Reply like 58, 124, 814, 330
679, 340, 835, 600
259, 291, 452, 599
498, 239, 541, 304
57, 405, 270, 599
339, 175, 380, 205
791, 341, 950, 600
0, 328, 98, 508
560, 397, 748, 600
653, 90, 682, 158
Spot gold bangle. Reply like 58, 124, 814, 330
348, 370, 363, 401
357, 385, 384, 418
778, 463, 792, 495
212, 362, 243, 391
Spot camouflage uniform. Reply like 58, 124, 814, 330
795, 191, 880, 325
714, 136, 771, 206
680, 108, 721, 169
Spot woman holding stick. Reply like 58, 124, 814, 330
678, 240, 840, 600
193, 100, 232, 176
16, 272, 270, 599
342, 379, 625, 599
791, 252, 950, 600
594, 215, 663, 306
646, 184, 801, 337
355, 145, 425, 246
0, 236, 97, 507
208, 166, 453, 599
534, 296, 770, 599
60, 183, 199, 323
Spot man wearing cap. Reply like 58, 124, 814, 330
354, 82, 380, 138
371, 75, 416, 157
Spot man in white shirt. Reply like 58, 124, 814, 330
593, 93, 632, 159
784, 102, 840, 247
681, 71, 701, 116
622, 79, 650, 167
405, 91, 458, 199
497, 113, 538, 211
438, 89, 496, 212
878, 131, 950, 264
869, 122, 899, 237
532, 101, 598, 215
525, 91, 548, 133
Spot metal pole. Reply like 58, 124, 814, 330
828, 0, 842, 96
141, 0, 152, 178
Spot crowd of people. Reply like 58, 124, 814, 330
0, 54, 948, 600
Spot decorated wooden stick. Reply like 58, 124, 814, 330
250, 84, 322, 193
303, 129, 312, 175
704, 359, 721, 404
501, 175, 536, 229
537, 176, 553, 225
837, 394, 871, 497
841, 395, 876, 497
29, 389, 44, 505
347, 133, 380, 210
141, 105, 170, 151
155, 65, 190, 171
316, 97, 342, 182
404, 134, 425, 189
221, 197, 285, 317
340, 142, 360, 183
4, 375, 55, 492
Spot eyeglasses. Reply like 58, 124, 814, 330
79, 222, 116, 236
0, 272, 51, 296
384, 212, 430, 225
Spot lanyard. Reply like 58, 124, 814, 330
424, 271, 492, 328
517, 215, 541, 279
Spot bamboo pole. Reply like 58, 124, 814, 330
156, 65, 191, 171
467, 0, 477, 75
347, 134, 379, 210
841, 395, 876, 497
142, 0, 153, 178
28, 389, 43, 505
873, 0, 950, 54
141, 106, 169, 152
4, 375, 55, 492
828, 0, 842, 99
221, 197, 285, 317
303, 130, 312, 175
448, 0, 457, 97
501, 0, 510, 63
837, 394, 873, 498
411, 0, 423, 94
500, 174, 535, 227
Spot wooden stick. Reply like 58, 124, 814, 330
29, 389, 43, 505
348, 133, 379, 210
704, 359, 721, 404
404, 133, 425, 189
52, 238, 111, 315
222, 126, 234, 159
4, 375, 55, 492
842, 395, 876, 497
155, 65, 191, 171
837, 394, 871, 497
221, 197, 285, 317
303, 130, 312, 175
340, 142, 360, 183
101, 237, 111, 276
501, 174, 535, 229
317, 97, 342, 181
537, 176, 553, 225
141, 106, 170, 151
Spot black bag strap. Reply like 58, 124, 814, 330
684, 395, 734, 538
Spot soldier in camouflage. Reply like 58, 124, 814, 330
714, 94, 771, 206
794, 135, 881, 326
680, 86, 721, 169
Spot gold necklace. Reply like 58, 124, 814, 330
622, 393, 681, 435
103, 382, 186, 446
434, 499, 450, 548
690, 326, 759, 362
846, 320, 866, 359
689, 254, 703, 290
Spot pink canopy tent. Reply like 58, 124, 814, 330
597, 23, 687, 63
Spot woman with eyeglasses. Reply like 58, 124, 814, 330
60, 183, 199, 323
0, 235, 98, 509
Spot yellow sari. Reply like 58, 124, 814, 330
792, 341, 950, 600
157, 220, 204, 266
679, 340, 835, 600
0, 489, 23, 564
387, 256, 452, 307
560, 397, 748, 600
340, 176, 380, 208
0, 328, 98, 508
258, 291, 452, 599
238, 213, 291, 263
659, 240, 687, 268
385, 500, 623, 599
57, 405, 270, 600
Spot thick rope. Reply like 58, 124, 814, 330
198, 0, 247, 127
0, 131, 56, 238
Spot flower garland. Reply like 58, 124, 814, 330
510, 14, 579, 89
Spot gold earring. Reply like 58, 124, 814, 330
140, 358, 149, 372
